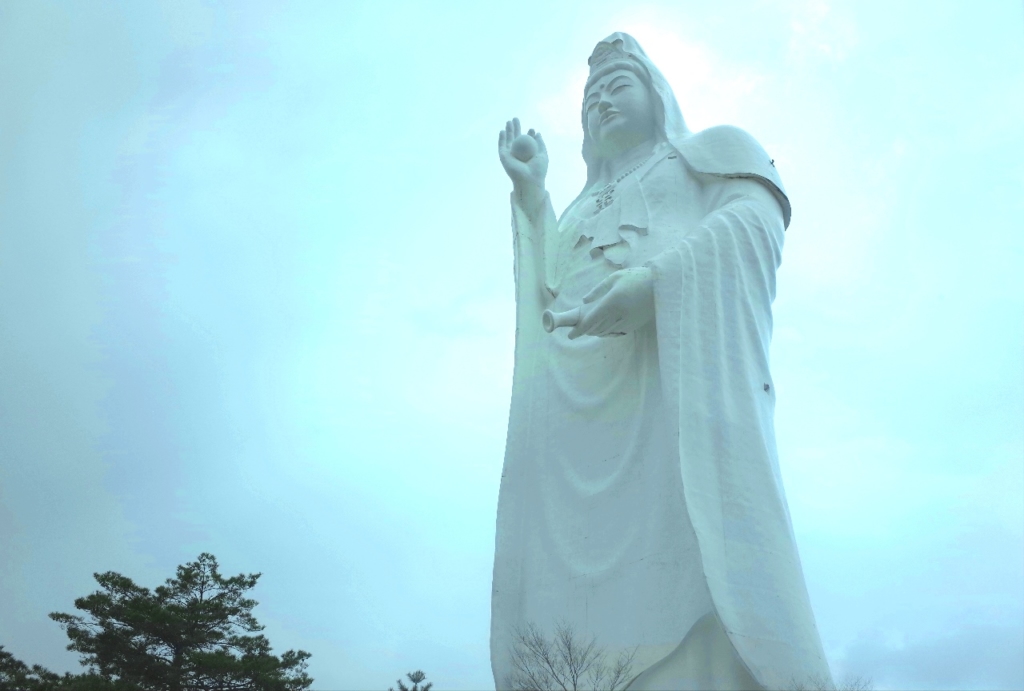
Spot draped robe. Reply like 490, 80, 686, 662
490, 127, 832, 690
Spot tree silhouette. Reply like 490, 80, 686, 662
505, 622, 635, 691
48, 553, 312, 691
389, 670, 432, 691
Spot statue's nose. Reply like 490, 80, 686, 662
598, 100, 611, 114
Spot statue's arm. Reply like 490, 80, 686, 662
697, 175, 786, 234
561, 175, 785, 340
671, 126, 791, 228
510, 190, 556, 320
641, 173, 786, 338
498, 119, 554, 330
682, 173, 786, 281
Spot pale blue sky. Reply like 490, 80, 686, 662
1, 1, 1022, 689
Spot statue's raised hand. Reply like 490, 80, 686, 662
498, 118, 548, 194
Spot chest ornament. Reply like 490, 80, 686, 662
576, 178, 651, 268
593, 154, 652, 212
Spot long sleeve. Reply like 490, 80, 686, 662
645, 174, 833, 690
510, 191, 557, 342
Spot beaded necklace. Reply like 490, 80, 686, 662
593, 154, 653, 211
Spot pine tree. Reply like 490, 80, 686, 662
389, 670, 432, 691
48, 553, 312, 691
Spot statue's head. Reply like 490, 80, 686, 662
578, 34, 690, 188
584, 63, 659, 158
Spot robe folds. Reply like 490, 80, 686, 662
490, 126, 832, 690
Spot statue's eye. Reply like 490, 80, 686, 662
612, 84, 629, 94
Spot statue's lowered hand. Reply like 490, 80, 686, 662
498, 117, 548, 193
566, 267, 655, 340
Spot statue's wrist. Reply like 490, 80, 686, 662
512, 182, 547, 215
513, 179, 545, 195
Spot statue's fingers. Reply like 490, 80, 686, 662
589, 314, 617, 337
498, 129, 506, 149
534, 132, 547, 154
598, 317, 627, 337
567, 304, 594, 340
582, 275, 616, 304
513, 117, 522, 138
569, 304, 603, 340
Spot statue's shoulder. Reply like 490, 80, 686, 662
671, 126, 791, 228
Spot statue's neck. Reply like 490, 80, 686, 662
599, 139, 657, 185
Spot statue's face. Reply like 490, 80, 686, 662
585, 68, 656, 156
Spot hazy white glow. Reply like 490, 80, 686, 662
0, 1, 1021, 690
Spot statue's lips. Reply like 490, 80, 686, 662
600, 111, 620, 124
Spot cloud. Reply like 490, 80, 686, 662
2, 2, 1022, 689
613, 21, 767, 132
786, 0, 859, 65
837, 623, 1024, 690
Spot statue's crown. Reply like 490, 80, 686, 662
588, 38, 631, 71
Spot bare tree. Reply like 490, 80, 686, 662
507, 625, 873, 691
505, 621, 636, 691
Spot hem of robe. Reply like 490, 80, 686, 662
624, 612, 764, 691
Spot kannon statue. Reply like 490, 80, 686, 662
491, 33, 833, 690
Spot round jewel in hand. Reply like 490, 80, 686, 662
511, 134, 539, 162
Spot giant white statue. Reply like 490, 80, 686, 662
490, 33, 833, 691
